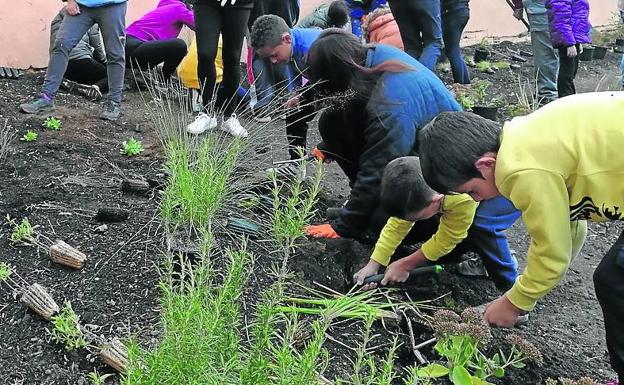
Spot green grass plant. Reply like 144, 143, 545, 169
88, 369, 114, 385
48, 301, 87, 351
0, 262, 12, 282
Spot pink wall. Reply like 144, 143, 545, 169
0, 0, 617, 69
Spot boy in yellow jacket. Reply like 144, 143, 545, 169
354, 156, 521, 291
418, 92, 624, 383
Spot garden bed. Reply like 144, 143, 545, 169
0, 39, 622, 384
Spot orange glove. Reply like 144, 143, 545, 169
311, 147, 332, 163
304, 223, 340, 239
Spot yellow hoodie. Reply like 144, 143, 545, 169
496, 91, 624, 311
371, 194, 478, 266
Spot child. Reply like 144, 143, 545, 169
250, 15, 322, 163
363, 6, 403, 50
417, 92, 624, 384
125, 0, 195, 83
302, 30, 460, 240
50, 8, 107, 101
545, 0, 591, 97
297, 0, 350, 30
186, 0, 253, 137
19, 0, 127, 121
441, 0, 471, 85
345, 0, 388, 38
354, 157, 521, 292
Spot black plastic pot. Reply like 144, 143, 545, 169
474, 48, 490, 62
578, 46, 594, 61
472, 106, 498, 121
616, 38, 624, 47
592, 46, 608, 59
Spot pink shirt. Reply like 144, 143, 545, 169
126, 0, 195, 42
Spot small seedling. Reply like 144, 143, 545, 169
22, 130, 38, 142
43, 117, 62, 131
120, 138, 144, 156
88, 369, 114, 385
0, 262, 12, 282
48, 301, 87, 351
9, 217, 34, 244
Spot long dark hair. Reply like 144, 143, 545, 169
306, 29, 414, 97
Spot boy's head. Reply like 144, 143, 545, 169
418, 112, 502, 201
381, 157, 444, 221
327, 0, 349, 28
251, 15, 292, 64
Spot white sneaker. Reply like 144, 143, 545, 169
187, 113, 218, 134
221, 114, 248, 138
252, 114, 272, 123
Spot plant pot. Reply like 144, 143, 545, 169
20, 283, 60, 320
578, 46, 594, 61
473, 49, 490, 62
100, 338, 129, 373
592, 46, 608, 59
472, 106, 498, 121
50, 240, 87, 269
616, 38, 624, 46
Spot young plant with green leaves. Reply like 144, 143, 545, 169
22, 130, 38, 142
47, 301, 87, 351
88, 369, 114, 385
417, 308, 542, 385
120, 138, 145, 156
7, 216, 53, 251
43, 117, 62, 131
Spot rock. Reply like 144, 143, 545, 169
95, 224, 108, 233
44, 369, 52, 375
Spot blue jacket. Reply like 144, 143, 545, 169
330, 44, 461, 238
286, 28, 322, 91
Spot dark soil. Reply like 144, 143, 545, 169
0, 39, 622, 384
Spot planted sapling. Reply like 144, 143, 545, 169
43, 117, 62, 131
88, 369, 114, 385
47, 301, 87, 351
22, 130, 38, 142
120, 138, 144, 156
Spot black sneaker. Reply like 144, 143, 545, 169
76, 84, 102, 101
99, 100, 122, 121
60, 78, 79, 94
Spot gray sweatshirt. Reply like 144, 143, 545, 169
50, 9, 106, 63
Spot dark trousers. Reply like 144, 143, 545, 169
594, 228, 624, 379
251, 56, 289, 113
125, 35, 187, 80
387, 0, 442, 71
65, 58, 109, 92
557, 44, 579, 98
194, 3, 250, 116
442, 1, 470, 84
285, 86, 317, 159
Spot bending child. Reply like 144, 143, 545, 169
354, 157, 520, 292
418, 92, 624, 385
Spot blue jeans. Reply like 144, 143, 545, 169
43, 3, 126, 103
523, 0, 558, 102
387, 0, 442, 71
250, 56, 292, 112
467, 196, 521, 290
442, 1, 470, 84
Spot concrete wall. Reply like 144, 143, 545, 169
0, 0, 617, 69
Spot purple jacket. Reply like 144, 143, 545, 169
545, 0, 591, 48
126, 0, 195, 42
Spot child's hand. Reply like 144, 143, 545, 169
285, 94, 300, 109
66, 0, 80, 15
566, 45, 578, 58
353, 260, 381, 289
380, 259, 412, 286
483, 295, 523, 327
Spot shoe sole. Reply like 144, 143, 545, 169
99, 113, 121, 122
19, 105, 55, 114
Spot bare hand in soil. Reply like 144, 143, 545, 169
285, 94, 300, 109
483, 295, 522, 327
567, 45, 578, 58
381, 259, 412, 286
66, 0, 80, 15
353, 260, 381, 290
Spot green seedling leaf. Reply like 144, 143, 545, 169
22, 130, 38, 142
417, 363, 449, 378
43, 117, 62, 131
451, 365, 472, 385
493, 367, 505, 378
511, 361, 526, 369
120, 138, 144, 156
0, 262, 12, 282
